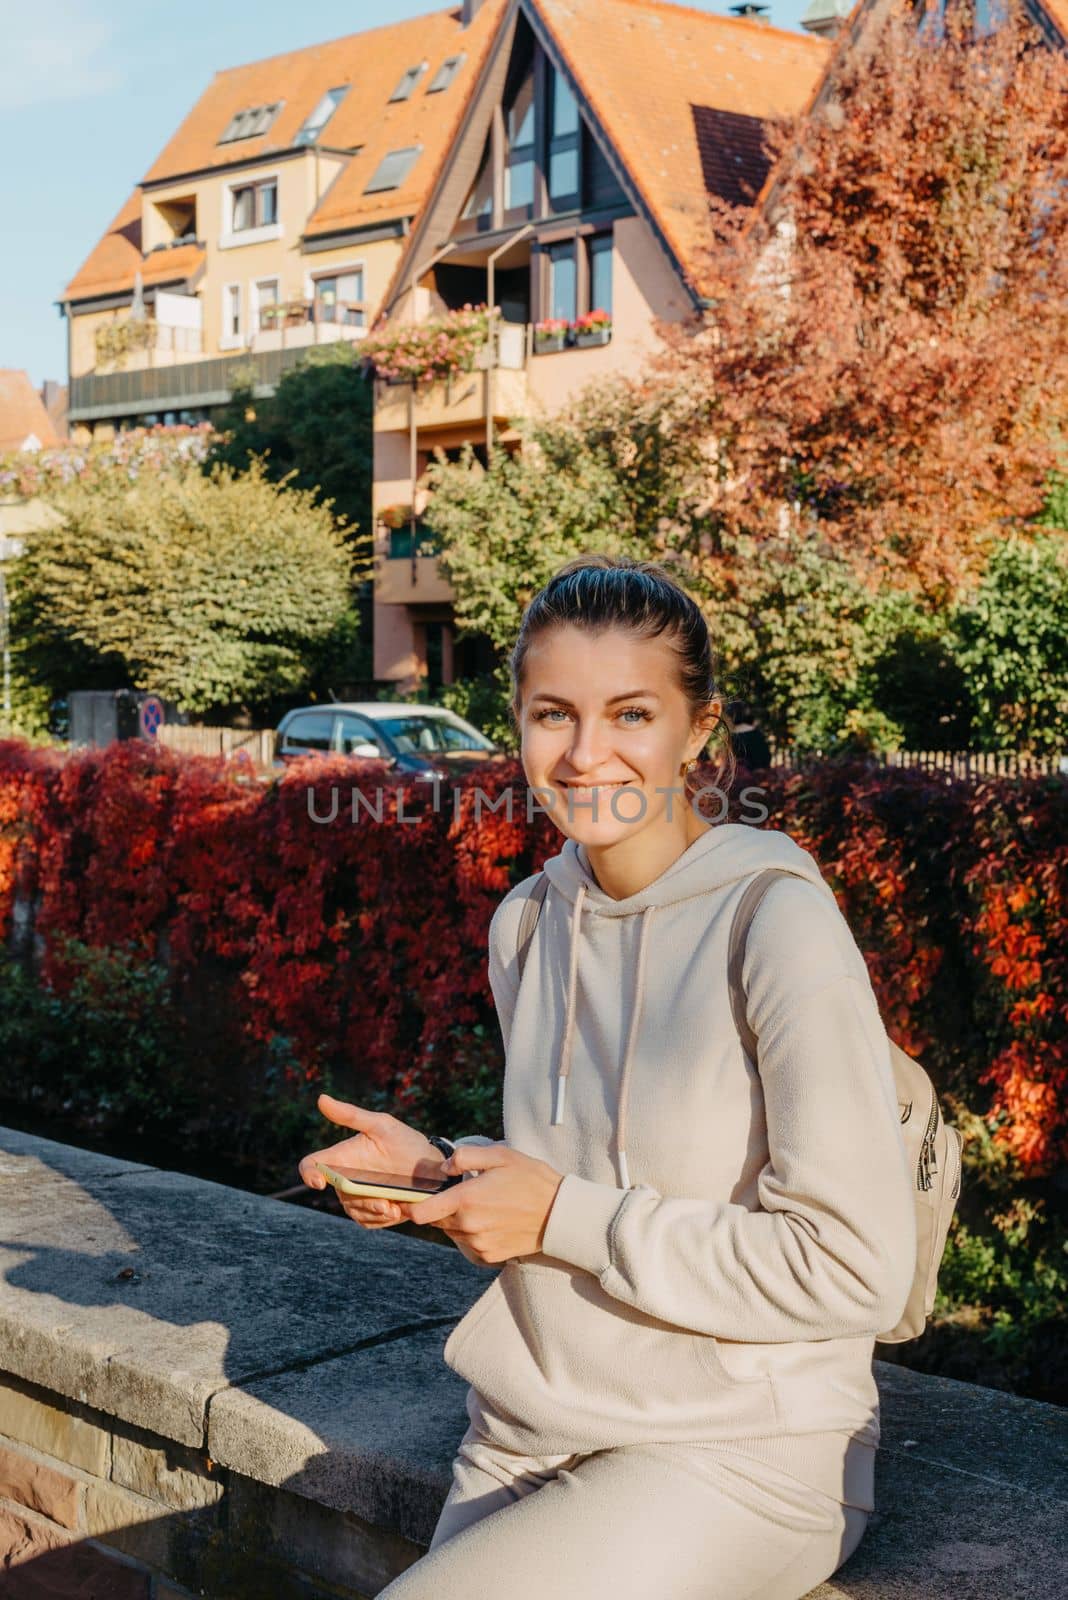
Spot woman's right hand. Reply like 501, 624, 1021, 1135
298, 1093, 444, 1230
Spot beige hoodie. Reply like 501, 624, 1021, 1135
444, 822, 916, 1498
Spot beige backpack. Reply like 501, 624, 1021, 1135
516, 865, 963, 1344
728, 867, 963, 1344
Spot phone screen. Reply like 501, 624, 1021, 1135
321, 1164, 451, 1194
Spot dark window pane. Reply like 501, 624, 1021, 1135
389, 63, 427, 102
283, 712, 334, 752
582, 125, 626, 209
588, 233, 613, 316
428, 53, 465, 93
336, 715, 383, 755
548, 241, 577, 321
257, 182, 278, 226
551, 70, 579, 137
365, 145, 422, 193
549, 147, 579, 200
506, 156, 534, 211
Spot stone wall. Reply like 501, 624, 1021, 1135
1, 1127, 1065, 1599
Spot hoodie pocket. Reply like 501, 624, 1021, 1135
443, 1257, 778, 1452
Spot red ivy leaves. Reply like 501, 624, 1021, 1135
0, 739, 1064, 1175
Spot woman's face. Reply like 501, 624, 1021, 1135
518, 622, 716, 847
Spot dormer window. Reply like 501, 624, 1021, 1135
364, 145, 422, 194
389, 62, 428, 102
427, 54, 465, 94
294, 86, 349, 146
218, 103, 281, 144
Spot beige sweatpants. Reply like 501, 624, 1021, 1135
376, 1422, 873, 1600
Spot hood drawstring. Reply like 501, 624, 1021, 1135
551, 877, 656, 1192
552, 881, 588, 1128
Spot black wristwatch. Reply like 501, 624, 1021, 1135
426, 1135, 455, 1161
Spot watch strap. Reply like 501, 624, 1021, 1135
426, 1135, 455, 1160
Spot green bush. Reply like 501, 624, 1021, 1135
9, 458, 356, 719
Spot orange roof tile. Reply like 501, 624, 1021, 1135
0, 370, 60, 453
305, 0, 508, 237
63, 191, 206, 303
64, 4, 506, 304
539, 0, 829, 288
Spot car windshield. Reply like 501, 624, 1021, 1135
376, 714, 494, 755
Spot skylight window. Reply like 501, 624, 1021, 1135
364, 145, 422, 193
389, 62, 428, 102
427, 54, 465, 94
294, 85, 349, 146
218, 103, 282, 144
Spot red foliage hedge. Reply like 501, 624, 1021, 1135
1, 737, 1065, 1174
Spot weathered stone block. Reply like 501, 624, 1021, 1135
0, 1372, 110, 1477
109, 1428, 222, 1510
0, 1441, 81, 1529
0, 1501, 151, 1598
82, 1479, 177, 1571
228, 1473, 423, 1598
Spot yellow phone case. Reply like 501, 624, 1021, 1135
314, 1160, 432, 1201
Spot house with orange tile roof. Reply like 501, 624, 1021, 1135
368, 0, 829, 687
61, 1, 507, 438
0, 371, 60, 454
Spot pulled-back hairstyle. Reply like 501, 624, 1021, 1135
508, 554, 736, 800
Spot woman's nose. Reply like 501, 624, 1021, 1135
565, 716, 615, 773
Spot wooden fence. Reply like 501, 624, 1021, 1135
157, 724, 276, 770
767, 745, 1065, 778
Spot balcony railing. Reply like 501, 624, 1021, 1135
94, 318, 203, 372
256, 298, 365, 335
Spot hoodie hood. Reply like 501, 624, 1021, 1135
539, 823, 839, 1188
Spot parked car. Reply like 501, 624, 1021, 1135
273, 701, 507, 778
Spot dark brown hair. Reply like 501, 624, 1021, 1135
508, 553, 736, 800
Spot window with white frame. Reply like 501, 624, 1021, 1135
254, 277, 280, 330
230, 179, 277, 233
223, 284, 242, 343
313, 268, 364, 326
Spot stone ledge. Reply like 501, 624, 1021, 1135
2, 1126, 1067, 1599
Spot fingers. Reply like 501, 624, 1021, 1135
298, 1155, 327, 1190
317, 1093, 384, 1134
339, 1197, 405, 1228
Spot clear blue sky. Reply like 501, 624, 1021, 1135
0, 0, 811, 387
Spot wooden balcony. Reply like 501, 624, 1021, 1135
373, 364, 528, 436
374, 524, 453, 605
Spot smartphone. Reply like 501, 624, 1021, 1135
314, 1160, 462, 1201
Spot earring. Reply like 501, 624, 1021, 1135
680, 758, 697, 778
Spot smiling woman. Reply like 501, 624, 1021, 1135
300, 554, 917, 1600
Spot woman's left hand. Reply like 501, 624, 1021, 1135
394, 1143, 565, 1265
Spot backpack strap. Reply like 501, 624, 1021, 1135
727, 867, 804, 1062
516, 871, 550, 983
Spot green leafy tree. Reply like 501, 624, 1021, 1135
11, 459, 356, 717
946, 533, 1068, 754
208, 346, 373, 535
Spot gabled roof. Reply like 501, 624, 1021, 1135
537, 0, 828, 284
63, 3, 506, 305
387, 0, 829, 311
0, 371, 60, 454
142, 5, 506, 196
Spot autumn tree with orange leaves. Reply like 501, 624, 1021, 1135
662, 0, 1068, 605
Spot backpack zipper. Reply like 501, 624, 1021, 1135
918, 1089, 939, 1192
